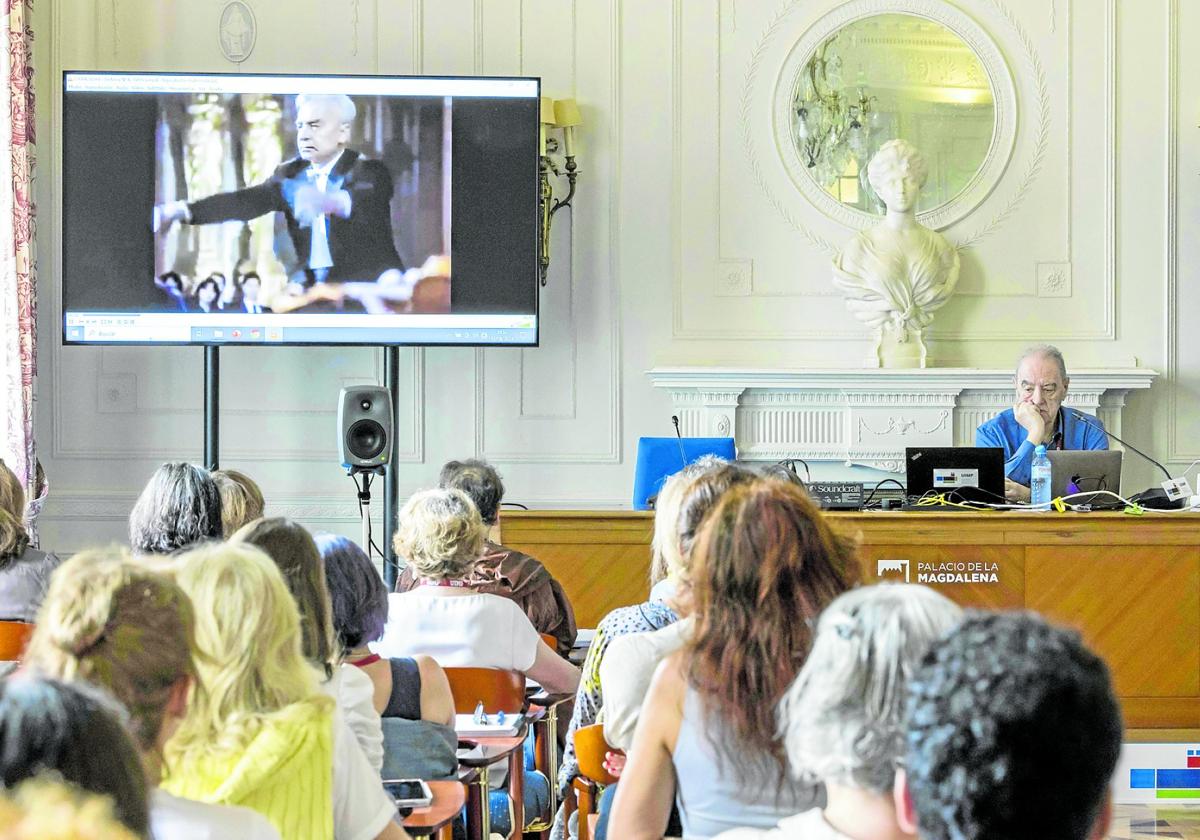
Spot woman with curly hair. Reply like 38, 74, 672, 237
608, 479, 861, 839
373, 488, 579, 695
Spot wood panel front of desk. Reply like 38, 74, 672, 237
499, 510, 1200, 733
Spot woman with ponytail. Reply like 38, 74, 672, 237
24, 547, 282, 840
0, 459, 59, 623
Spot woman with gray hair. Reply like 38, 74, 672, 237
372, 488, 580, 695
128, 462, 222, 556
717, 584, 961, 840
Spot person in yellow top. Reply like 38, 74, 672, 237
164, 541, 409, 840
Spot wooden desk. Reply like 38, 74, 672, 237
402, 780, 465, 838
499, 510, 1200, 733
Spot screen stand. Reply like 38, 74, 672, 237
382, 346, 401, 590
204, 346, 219, 470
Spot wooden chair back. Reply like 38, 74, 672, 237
539, 633, 556, 651
444, 667, 527, 714
573, 723, 619, 786
0, 621, 34, 661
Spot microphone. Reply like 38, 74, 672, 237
671, 415, 688, 468
1066, 409, 1182, 509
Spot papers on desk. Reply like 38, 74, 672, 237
454, 712, 524, 738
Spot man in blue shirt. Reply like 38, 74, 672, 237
975, 345, 1108, 501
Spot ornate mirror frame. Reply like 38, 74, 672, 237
772, 0, 1017, 232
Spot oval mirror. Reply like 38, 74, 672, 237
773, 2, 1015, 231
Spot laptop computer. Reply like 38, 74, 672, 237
904, 447, 1006, 508
1048, 450, 1123, 502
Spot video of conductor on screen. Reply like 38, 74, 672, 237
62, 73, 540, 346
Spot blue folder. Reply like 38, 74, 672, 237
632, 436, 737, 510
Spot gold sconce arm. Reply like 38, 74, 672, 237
538, 97, 583, 287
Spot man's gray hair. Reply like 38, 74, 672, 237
295, 93, 356, 125
1016, 343, 1068, 381
778, 584, 962, 795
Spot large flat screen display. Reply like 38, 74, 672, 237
62, 72, 539, 346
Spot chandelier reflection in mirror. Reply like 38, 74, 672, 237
793, 32, 883, 206
789, 13, 996, 217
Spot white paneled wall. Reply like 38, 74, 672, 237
31, 0, 1200, 549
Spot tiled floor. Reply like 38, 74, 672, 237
1112, 804, 1200, 838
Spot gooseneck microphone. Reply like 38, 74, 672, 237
1066, 409, 1171, 481
1066, 409, 1182, 509
671, 415, 688, 468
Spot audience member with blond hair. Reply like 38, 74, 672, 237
0, 779, 143, 840
24, 547, 281, 840
393, 459, 578, 655
373, 487, 580, 695
0, 676, 150, 837
552, 458, 747, 840
608, 479, 861, 839
717, 584, 962, 840
233, 517, 384, 772
0, 458, 59, 623
211, 468, 265, 537
164, 541, 408, 840
128, 462, 222, 556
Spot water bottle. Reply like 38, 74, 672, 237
1030, 444, 1052, 510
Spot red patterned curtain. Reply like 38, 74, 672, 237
0, 0, 37, 536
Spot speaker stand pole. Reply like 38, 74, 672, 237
204, 346, 220, 470
382, 346, 400, 590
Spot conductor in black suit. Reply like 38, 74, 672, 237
155, 93, 403, 290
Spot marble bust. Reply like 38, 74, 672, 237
832, 139, 960, 368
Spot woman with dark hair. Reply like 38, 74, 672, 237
0, 676, 150, 837
315, 533, 454, 725
233, 518, 384, 772
127, 462, 222, 557
193, 276, 220, 313
608, 479, 861, 839
0, 459, 60, 623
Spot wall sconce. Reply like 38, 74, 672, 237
539, 96, 582, 286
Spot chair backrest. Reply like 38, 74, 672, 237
573, 723, 619, 786
0, 621, 34, 661
444, 667, 527, 714
539, 633, 556, 651
380, 717, 459, 781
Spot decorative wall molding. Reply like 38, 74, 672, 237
648, 366, 1158, 474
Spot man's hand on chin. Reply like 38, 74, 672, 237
1005, 478, 1031, 503
1013, 401, 1047, 444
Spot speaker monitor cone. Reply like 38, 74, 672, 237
337, 385, 393, 469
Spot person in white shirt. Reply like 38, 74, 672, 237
23, 547, 283, 840
715, 585, 961, 840
234, 517, 385, 772
373, 487, 580, 696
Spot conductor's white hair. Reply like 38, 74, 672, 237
778, 584, 962, 794
295, 93, 356, 125
1016, 343, 1068, 381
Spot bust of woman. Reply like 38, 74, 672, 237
831, 140, 959, 368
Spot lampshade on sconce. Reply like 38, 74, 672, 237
553, 98, 582, 156
539, 95, 583, 286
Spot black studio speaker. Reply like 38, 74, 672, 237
337, 386, 393, 470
